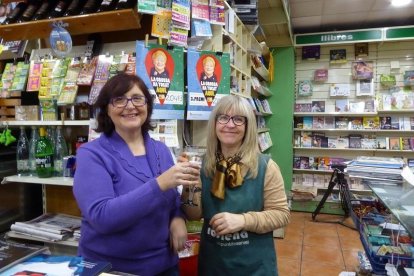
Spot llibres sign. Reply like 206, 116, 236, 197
295, 26, 414, 46
295, 29, 383, 46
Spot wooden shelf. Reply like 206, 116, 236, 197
255, 110, 272, 116
1, 120, 90, 127
0, 9, 141, 41
252, 64, 269, 81
258, 128, 270, 133
2, 175, 74, 186
293, 128, 414, 134
377, 109, 414, 114
293, 147, 414, 154
293, 168, 333, 174
294, 112, 377, 117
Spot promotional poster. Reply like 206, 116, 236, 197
187, 49, 230, 120
136, 41, 185, 119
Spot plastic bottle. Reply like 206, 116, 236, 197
35, 127, 54, 178
53, 126, 68, 177
16, 126, 30, 176
28, 126, 39, 177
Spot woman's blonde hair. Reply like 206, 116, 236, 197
152, 50, 167, 61
204, 95, 259, 178
202, 56, 216, 66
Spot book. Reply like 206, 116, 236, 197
299, 156, 310, 169
349, 135, 362, 149
348, 101, 365, 113
364, 100, 375, 112
302, 45, 320, 60
360, 136, 376, 149
312, 116, 324, 129
335, 117, 349, 129
352, 61, 374, 80
293, 156, 301, 169
390, 116, 400, 129
0, 240, 49, 273
314, 69, 328, 82
297, 80, 313, 96
295, 103, 312, 112
301, 132, 312, 147
335, 99, 349, 112
330, 49, 346, 64
330, 84, 350, 96
336, 136, 349, 149
303, 116, 313, 129
400, 137, 411, 150
380, 74, 396, 88
356, 79, 374, 96
380, 116, 391, 129
376, 137, 389, 149
355, 43, 368, 58
389, 137, 401, 150
362, 116, 380, 129
1, 253, 112, 276
399, 116, 411, 130
349, 117, 363, 130
294, 117, 303, 129
324, 117, 335, 129
327, 136, 338, 148
311, 101, 325, 112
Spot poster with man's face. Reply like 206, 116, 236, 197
187, 49, 230, 120
136, 41, 184, 119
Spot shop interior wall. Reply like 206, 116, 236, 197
267, 47, 295, 191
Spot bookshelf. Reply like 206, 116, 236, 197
192, 3, 275, 152
293, 41, 414, 213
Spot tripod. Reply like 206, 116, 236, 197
312, 164, 353, 228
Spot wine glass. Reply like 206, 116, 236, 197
182, 146, 203, 207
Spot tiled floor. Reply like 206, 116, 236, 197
275, 211, 364, 276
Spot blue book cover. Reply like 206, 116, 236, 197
1, 254, 111, 276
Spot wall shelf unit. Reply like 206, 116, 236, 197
292, 40, 414, 215
1, 120, 90, 127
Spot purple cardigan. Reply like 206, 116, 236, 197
73, 131, 182, 275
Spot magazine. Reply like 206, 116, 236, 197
0, 240, 49, 273
9, 213, 81, 242
1, 254, 111, 276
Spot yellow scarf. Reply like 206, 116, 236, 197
211, 152, 243, 199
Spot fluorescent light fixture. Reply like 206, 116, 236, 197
391, 0, 412, 6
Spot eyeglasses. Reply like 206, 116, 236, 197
216, 114, 247, 126
111, 96, 147, 108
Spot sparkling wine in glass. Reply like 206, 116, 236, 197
183, 146, 203, 206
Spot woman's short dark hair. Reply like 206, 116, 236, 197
94, 73, 155, 135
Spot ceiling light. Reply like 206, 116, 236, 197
391, 0, 412, 6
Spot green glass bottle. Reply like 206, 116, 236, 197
35, 127, 54, 178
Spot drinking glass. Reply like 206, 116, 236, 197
182, 146, 204, 207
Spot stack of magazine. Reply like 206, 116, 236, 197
346, 156, 404, 185
9, 213, 81, 242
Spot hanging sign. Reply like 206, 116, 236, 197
136, 41, 185, 120
49, 21, 72, 57
187, 49, 230, 120
295, 29, 382, 46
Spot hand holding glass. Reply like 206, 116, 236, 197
182, 146, 203, 207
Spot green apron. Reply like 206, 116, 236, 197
198, 154, 277, 276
